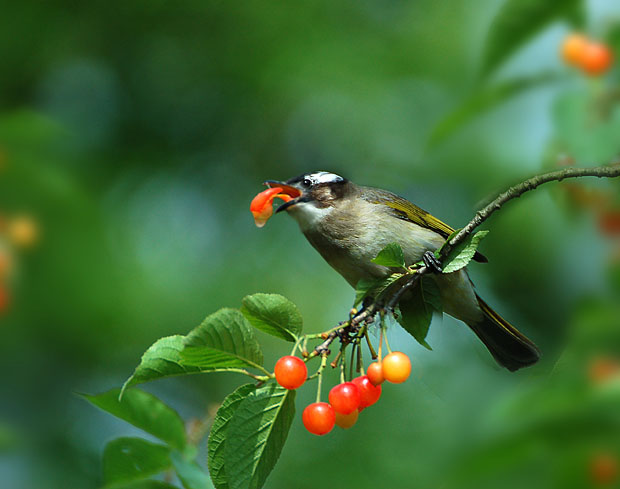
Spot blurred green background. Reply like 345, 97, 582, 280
2, 0, 620, 488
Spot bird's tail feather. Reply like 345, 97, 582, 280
468, 294, 540, 371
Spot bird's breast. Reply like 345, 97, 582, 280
300, 200, 446, 287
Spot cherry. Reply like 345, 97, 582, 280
590, 453, 618, 486
335, 410, 358, 429
581, 41, 613, 76
328, 382, 361, 414
588, 356, 620, 384
274, 356, 307, 390
250, 187, 293, 228
598, 210, 620, 236
366, 362, 384, 385
8, 216, 38, 249
382, 351, 411, 384
302, 402, 335, 435
561, 33, 588, 66
351, 375, 381, 408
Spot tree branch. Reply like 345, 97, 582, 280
441, 161, 620, 258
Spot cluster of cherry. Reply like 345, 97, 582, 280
561, 33, 614, 76
274, 351, 411, 435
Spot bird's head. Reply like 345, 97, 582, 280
265, 171, 352, 230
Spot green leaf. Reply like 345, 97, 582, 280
171, 451, 213, 489
354, 274, 402, 307
396, 276, 441, 350
121, 335, 203, 395
240, 294, 302, 342
428, 73, 559, 147
208, 384, 257, 489
223, 384, 295, 489
121, 310, 264, 395
371, 243, 406, 268
420, 276, 443, 313
481, 0, 583, 78
181, 309, 263, 370
442, 230, 489, 274
103, 437, 171, 486
82, 388, 186, 450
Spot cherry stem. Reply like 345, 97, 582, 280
384, 334, 393, 354
290, 336, 303, 356
348, 344, 356, 381
315, 354, 328, 403
356, 338, 363, 375
330, 350, 343, 368
378, 326, 384, 362
365, 331, 377, 360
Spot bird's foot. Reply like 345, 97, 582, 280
422, 251, 443, 274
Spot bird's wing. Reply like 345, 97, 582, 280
364, 188, 488, 263
366, 190, 455, 238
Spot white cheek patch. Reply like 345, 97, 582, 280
288, 202, 334, 231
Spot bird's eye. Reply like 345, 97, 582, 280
302, 178, 312, 187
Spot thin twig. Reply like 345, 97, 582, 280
311, 304, 378, 357
443, 162, 620, 257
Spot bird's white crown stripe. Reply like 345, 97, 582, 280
307, 171, 343, 184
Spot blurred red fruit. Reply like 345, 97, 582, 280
581, 41, 613, 76
588, 357, 620, 384
590, 453, 618, 486
8, 216, 38, 249
598, 211, 620, 236
0, 286, 9, 313
0, 252, 12, 281
561, 33, 588, 66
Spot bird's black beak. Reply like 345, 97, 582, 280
264, 180, 304, 213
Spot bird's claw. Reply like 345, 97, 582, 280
423, 251, 443, 274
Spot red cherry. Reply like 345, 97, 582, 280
328, 382, 361, 414
580, 41, 613, 76
366, 362, 384, 385
274, 356, 307, 390
351, 375, 381, 408
302, 402, 335, 435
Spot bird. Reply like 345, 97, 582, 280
258, 170, 540, 371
